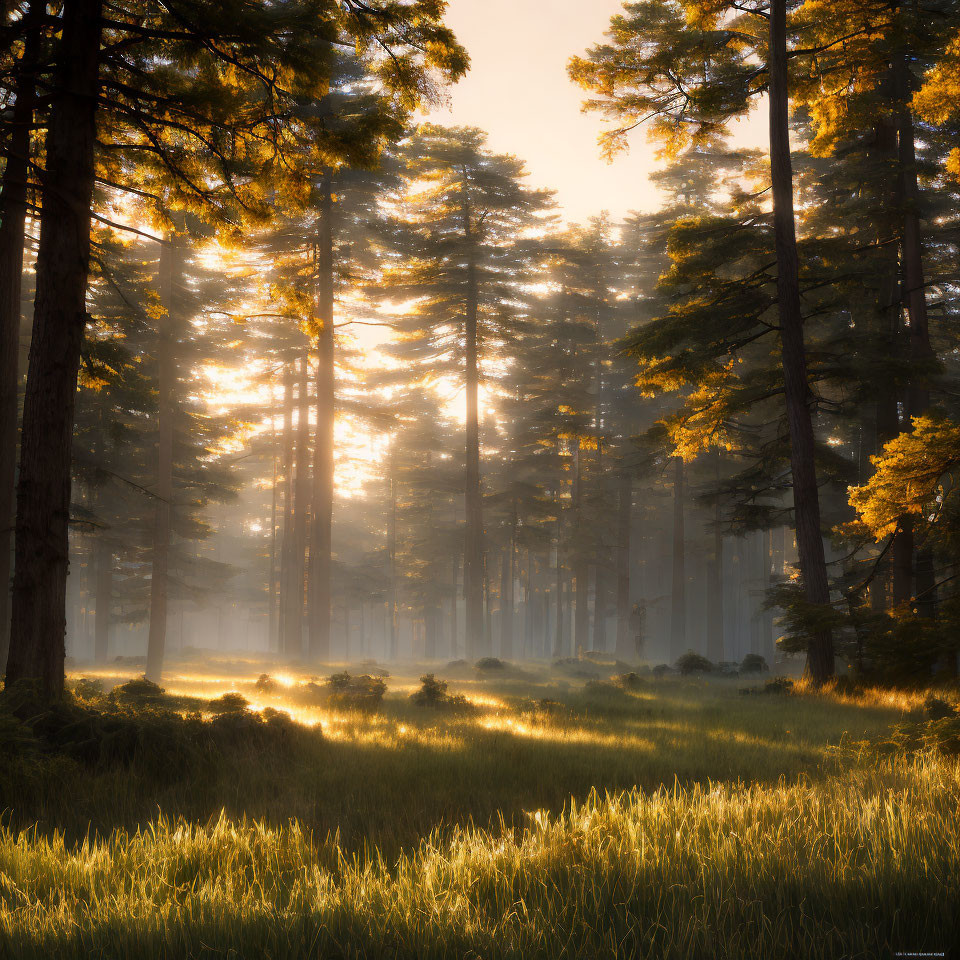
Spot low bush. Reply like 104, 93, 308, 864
474, 657, 506, 673
739, 654, 769, 674
322, 673, 387, 709
676, 652, 714, 675
612, 672, 646, 691
410, 674, 471, 710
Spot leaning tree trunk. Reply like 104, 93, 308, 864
0, 0, 42, 669
308, 179, 334, 661
670, 456, 686, 659
6, 0, 103, 697
768, 0, 834, 683
145, 233, 182, 684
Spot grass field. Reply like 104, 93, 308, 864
0, 655, 957, 958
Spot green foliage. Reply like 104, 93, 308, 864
323, 673, 387, 709
410, 674, 470, 710
676, 652, 714, 675
207, 693, 250, 716
108, 678, 166, 707
739, 654, 768, 675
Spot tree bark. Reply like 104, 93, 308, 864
670, 456, 686, 658
614, 468, 632, 660
499, 516, 514, 659
283, 351, 311, 659
145, 232, 182, 684
0, 0, 42, 668
462, 196, 483, 659
6, 0, 103, 697
308, 178, 334, 661
277, 360, 296, 655
894, 45, 937, 618
93, 532, 112, 664
768, 0, 834, 683
573, 440, 589, 654
387, 442, 398, 659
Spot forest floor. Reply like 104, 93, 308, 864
0, 653, 957, 958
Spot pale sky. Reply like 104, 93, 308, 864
423, 0, 767, 225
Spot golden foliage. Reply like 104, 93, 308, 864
847, 416, 960, 540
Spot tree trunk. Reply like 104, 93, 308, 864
670, 456, 686, 658
553, 504, 564, 658
0, 0, 42, 668
278, 361, 296, 655
462, 199, 483, 659
93, 533, 112, 665
895, 46, 937, 618
146, 233, 182, 684
268, 445, 279, 650
500, 520, 514, 659
573, 440, 589, 654
6, 0, 103, 696
308, 179, 334, 661
706, 454, 724, 662
614, 468, 632, 660
283, 351, 311, 659
387, 443, 398, 659
768, 0, 833, 683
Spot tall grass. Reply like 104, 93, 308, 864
0, 753, 956, 958
1, 661, 956, 957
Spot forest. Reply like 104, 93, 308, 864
0, 0, 959, 956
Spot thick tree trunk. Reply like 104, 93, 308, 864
670, 457, 686, 658
145, 233, 182, 684
614, 468, 632, 660
0, 0, 42, 668
769, 0, 834, 683
6, 0, 102, 696
308, 180, 334, 661
462, 204, 483, 658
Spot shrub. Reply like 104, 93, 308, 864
676, 652, 714, 675
739, 654, 769, 674
109, 677, 165, 706
254, 674, 276, 693
924, 694, 959, 721
765, 676, 794, 694
411, 674, 471, 710
323, 673, 386, 709
71, 678, 104, 700
474, 657, 506, 672
613, 672, 647, 691
651, 664, 674, 678
717, 661, 740, 677
208, 692, 249, 715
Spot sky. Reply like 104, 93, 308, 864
423, 0, 767, 225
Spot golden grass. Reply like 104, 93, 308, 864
0, 657, 952, 957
